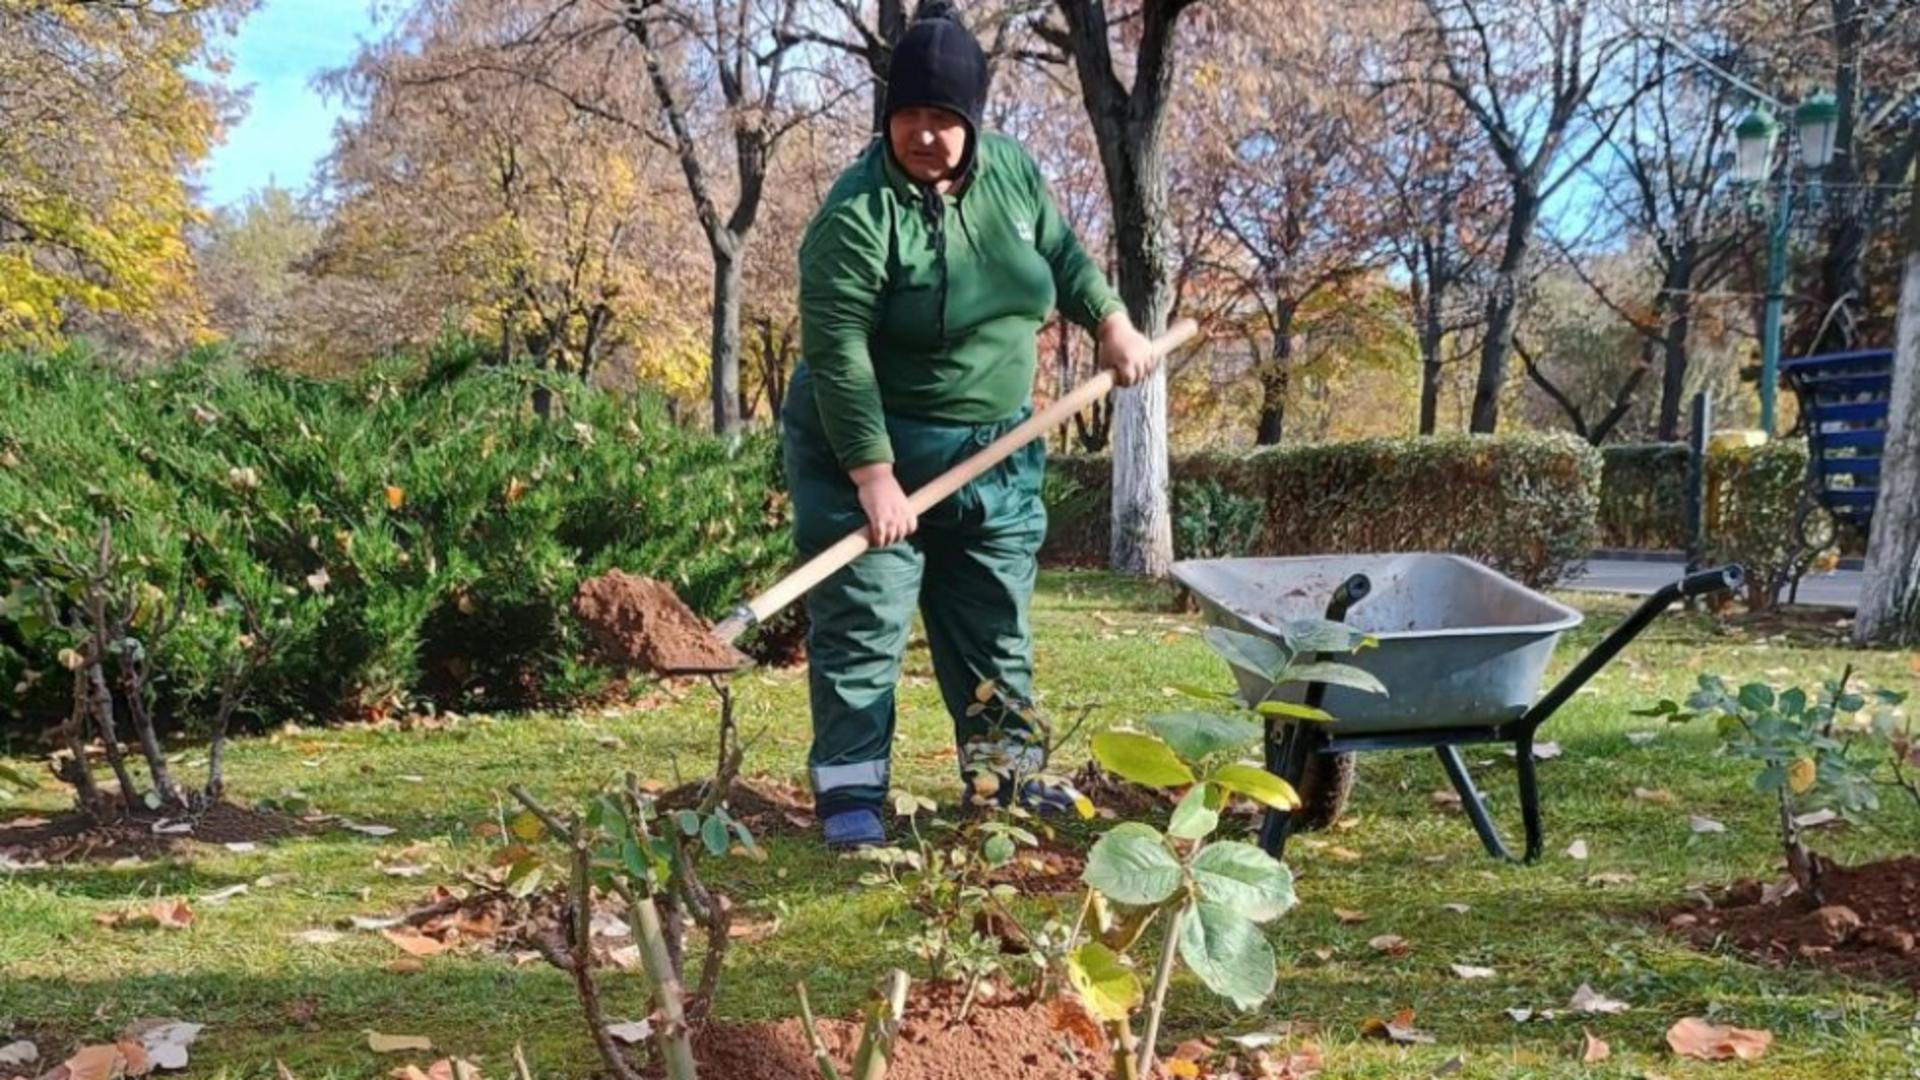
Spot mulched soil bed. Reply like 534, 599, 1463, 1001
1663, 857, 1920, 988
0, 801, 309, 865
689, 983, 1106, 1080
656, 775, 816, 835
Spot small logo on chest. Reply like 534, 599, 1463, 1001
1015, 222, 1034, 242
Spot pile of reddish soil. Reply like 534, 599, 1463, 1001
572, 570, 745, 674
693, 985, 1105, 1080
987, 835, 1086, 896
1664, 857, 1920, 987
657, 775, 816, 834
0, 801, 308, 865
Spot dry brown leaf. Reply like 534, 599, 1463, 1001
1665, 1017, 1772, 1061
1581, 1029, 1610, 1063
1360, 1009, 1433, 1045
62, 1045, 128, 1080
1633, 787, 1674, 805
1366, 934, 1410, 957
1325, 846, 1362, 862
1164, 1060, 1200, 1078
1332, 908, 1368, 925
1429, 789, 1463, 809
115, 1043, 150, 1078
366, 1032, 433, 1054
381, 929, 448, 957
386, 958, 425, 975
1254, 1040, 1323, 1080
1046, 996, 1108, 1055
726, 917, 781, 943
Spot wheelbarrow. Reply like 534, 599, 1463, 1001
1170, 553, 1744, 863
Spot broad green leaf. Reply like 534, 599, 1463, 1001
1147, 712, 1262, 761
1177, 900, 1276, 1011
1191, 841, 1296, 922
1168, 783, 1223, 841
1083, 822, 1182, 906
1738, 683, 1775, 712
1203, 626, 1292, 681
1208, 763, 1300, 811
675, 809, 702, 837
701, 813, 731, 856
1065, 942, 1143, 1021
1281, 661, 1387, 697
982, 833, 1016, 868
1091, 731, 1195, 789
1280, 618, 1371, 654
1170, 683, 1240, 705
1255, 699, 1335, 723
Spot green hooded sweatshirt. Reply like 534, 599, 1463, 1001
789, 132, 1124, 470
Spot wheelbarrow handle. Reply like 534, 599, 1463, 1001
1516, 562, 1744, 733
1681, 565, 1744, 598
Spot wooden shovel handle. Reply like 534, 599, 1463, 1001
728, 318, 1198, 637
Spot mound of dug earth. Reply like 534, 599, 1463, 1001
692, 986, 1105, 1080
1665, 857, 1920, 988
572, 570, 743, 674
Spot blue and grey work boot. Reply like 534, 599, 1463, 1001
820, 806, 886, 851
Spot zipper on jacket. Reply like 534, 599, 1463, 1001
919, 186, 949, 351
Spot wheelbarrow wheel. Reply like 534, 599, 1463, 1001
1292, 747, 1355, 831
1261, 723, 1353, 837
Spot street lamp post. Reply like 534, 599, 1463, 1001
1731, 91, 1840, 436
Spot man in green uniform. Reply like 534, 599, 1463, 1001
783, 0, 1155, 849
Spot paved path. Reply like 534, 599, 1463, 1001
1558, 558, 1864, 610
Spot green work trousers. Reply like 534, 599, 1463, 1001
783, 386, 1046, 816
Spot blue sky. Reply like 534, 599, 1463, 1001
196, 0, 389, 208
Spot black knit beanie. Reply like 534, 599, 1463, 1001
883, 1, 988, 182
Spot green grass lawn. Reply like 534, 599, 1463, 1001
4, 571, 1918, 1079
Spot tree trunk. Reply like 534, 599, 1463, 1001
1853, 167, 1920, 646
1107, 154, 1175, 575
1656, 258, 1696, 441
1418, 276, 1444, 436
1470, 186, 1540, 433
1815, 0, 1865, 354
710, 237, 744, 434
1255, 306, 1295, 446
1051, 0, 1188, 576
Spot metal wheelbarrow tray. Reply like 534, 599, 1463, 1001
1171, 553, 1742, 862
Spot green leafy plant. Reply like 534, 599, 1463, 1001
1172, 479, 1263, 560
1064, 621, 1382, 1079
1638, 668, 1908, 903
505, 685, 759, 1080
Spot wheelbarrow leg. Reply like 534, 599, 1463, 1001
1435, 739, 1547, 863
1435, 745, 1523, 862
1258, 720, 1315, 858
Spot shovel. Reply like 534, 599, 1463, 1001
598, 318, 1200, 676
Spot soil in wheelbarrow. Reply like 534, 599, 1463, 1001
686, 982, 1107, 1080
1661, 857, 1920, 989
571, 570, 744, 674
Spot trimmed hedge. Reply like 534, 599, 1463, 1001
1043, 435, 1603, 589
0, 342, 793, 738
1598, 444, 1692, 550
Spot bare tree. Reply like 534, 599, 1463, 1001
1038, 0, 1204, 575
1373, 75, 1500, 434
1418, 0, 1643, 433
1855, 166, 1920, 644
